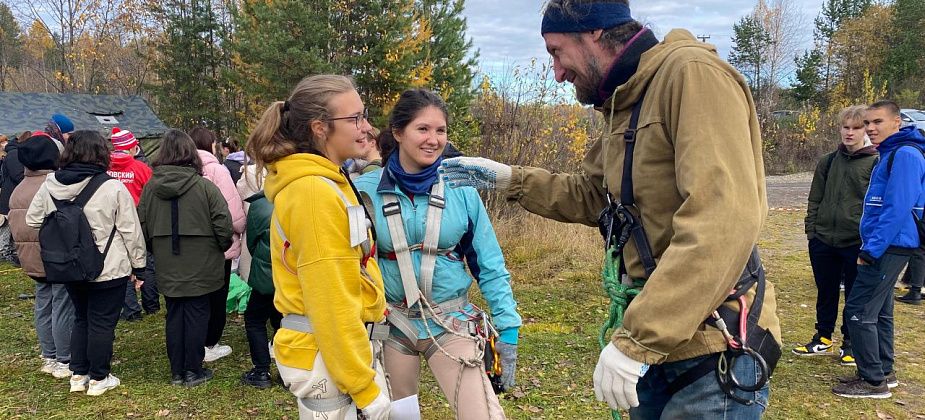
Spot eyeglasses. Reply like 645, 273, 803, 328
326, 108, 369, 129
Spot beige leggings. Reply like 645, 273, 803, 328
384, 333, 506, 420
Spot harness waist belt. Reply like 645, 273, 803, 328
389, 295, 469, 318
299, 393, 353, 413
282, 314, 390, 340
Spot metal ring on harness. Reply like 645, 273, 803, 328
716, 346, 770, 406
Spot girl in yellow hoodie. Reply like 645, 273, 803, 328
245, 75, 390, 420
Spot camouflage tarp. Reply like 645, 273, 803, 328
0, 92, 169, 141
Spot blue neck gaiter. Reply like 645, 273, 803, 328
387, 152, 443, 195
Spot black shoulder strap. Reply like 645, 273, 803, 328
887, 144, 925, 174
823, 152, 837, 179
620, 98, 645, 206
74, 173, 112, 207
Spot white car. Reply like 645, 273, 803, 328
899, 109, 925, 134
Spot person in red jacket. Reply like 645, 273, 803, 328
107, 127, 151, 205
106, 127, 158, 320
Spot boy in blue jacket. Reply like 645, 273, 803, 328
833, 100, 925, 399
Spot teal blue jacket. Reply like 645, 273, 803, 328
355, 169, 521, 344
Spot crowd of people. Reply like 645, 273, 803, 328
6, 0, 925, 418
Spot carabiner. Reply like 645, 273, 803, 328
716, 348, 770, 405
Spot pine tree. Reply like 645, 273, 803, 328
883, 0, 925, 93
729, 15, 772, 98
150, 0, 233, 131
416, 0, 478, 148
791, 48, 824, 104
229, 0, 339, 110
0, 2, 22, 91
814, 0, 872, 92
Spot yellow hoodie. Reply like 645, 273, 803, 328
265, 153, 386, 409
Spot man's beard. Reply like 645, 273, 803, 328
574, 54, 606, 105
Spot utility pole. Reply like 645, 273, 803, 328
697, 34, 711, 43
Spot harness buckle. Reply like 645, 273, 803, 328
623, 128, 637, 143
365, 322, 391, 340
428, 194, 446, 209
382, 202, 401, 217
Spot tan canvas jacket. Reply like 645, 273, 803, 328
505, 29, 781, 364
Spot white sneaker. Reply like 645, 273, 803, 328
269, 342, 275, 360
203, 344, 232, 362
40, 357, 57, 375
51, 362, 73, 379
70, 374, 89, 392
86, 374, 120, 396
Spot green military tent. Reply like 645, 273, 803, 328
0, 92, 169, 158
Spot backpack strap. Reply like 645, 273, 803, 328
823, 151, 837, 179
887, 143, 925, 173
67, 173, 119, 259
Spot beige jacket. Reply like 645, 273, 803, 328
26, 173, 147, 282
235, 164, 263, 282
505, 29, 780, 364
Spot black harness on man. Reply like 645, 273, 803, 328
597, 92, 782, 405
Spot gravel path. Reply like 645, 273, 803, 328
766, 172, 812, 210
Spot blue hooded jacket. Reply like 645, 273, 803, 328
860, 126, 925, 259
355, 168, 522, 344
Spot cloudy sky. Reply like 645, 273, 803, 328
461, 0, 822, 83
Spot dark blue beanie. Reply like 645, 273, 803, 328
542, 2, 634, 34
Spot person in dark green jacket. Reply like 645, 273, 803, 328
238, 164, 281, 389
137, 129, 233, 387
795, 105, 878, 365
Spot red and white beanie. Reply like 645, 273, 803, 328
111, 127, 138, 151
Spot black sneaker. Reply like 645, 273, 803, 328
896, 289, 922, 305
170, 374, 184, 386
183, 368, 213, 388
792, 335, 834, 356
832, 378, 891, 398
838, 372, 898, 389
241, 369, 272, 389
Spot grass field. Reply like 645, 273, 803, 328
0, 210, 923, 419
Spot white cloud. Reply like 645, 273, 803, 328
462, 0, 823, 81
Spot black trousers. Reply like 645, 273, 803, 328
165, 294, 210, 376
67, 277, 127, 380
901, 243, 925, 289
122, 252, 160, 317
205, 259, 232, 347
807, 238, 858, 342
244, 291, 282, 372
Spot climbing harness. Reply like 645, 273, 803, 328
378, 172, 503, 415
597, 88, 781, 417
272, 174, 390, 416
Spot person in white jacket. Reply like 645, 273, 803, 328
188, 126, 246, 363
26, 130, 146, 397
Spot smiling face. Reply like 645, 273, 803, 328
316, 90, 372, 165
544, 31, 609, 105
864, 107, 902, 145
394, 106, 448, 173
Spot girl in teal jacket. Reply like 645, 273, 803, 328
355, 89, 520, 419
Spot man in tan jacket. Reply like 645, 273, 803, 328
440, 0, 781, 417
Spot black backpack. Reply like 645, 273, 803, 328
40, 173, 117, 284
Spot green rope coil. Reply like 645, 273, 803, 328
599, 243, 645, 420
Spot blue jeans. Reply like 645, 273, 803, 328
630, 353, 769, 419
845, 250, 907, 383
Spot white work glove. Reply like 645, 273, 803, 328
593, 342, 649, 411
359, 391, 391, 420
439, 157, 512, 191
